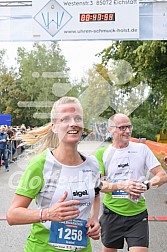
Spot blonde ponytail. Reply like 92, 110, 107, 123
20, 123, 59, 153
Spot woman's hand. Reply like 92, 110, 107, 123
86, 218, 101, 240
47, 191, 80, 222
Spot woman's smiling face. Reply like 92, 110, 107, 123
52, 103, 83, 144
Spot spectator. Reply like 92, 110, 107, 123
7, 129, 16, 162
0, 126, 9, 171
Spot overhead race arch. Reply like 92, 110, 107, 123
0, 0, 167, 40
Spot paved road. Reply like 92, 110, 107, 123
0, 141, 167, 252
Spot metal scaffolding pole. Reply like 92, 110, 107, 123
0, 0, 167, 8
0, 1, 32, 7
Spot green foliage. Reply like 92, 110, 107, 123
0, 40, 167, 135
0, 49, 8, 74
0, 42, 85, 127
98, 41, 167, 136
80, 64, 113, 128
130, 116, 158, 141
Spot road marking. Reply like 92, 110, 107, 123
0, 215, 6, 220
1, 215, 167, 221
148, 216, 167, 221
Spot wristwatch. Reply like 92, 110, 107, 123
98, 181, 103, 190
142, 180, 151, 190
95, 181, 103, 195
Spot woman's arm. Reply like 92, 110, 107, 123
7, 194, 37, 225
7, 192, 81, 226
86, 193, 101, 240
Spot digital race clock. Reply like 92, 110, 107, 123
80, 13, 115, 22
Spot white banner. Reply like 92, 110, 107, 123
153, 2, 167, 39
0, 6, 32, 41
32, 0, 139, 40
0, 1, 167, 41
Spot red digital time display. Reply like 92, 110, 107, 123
80, 13, 115, 22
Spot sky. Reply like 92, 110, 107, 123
59, 40, 112, 79
1, 40, 112, 80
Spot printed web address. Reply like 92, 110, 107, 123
64, 28, 138, 33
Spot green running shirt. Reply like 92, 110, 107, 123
16, 149, 100, 252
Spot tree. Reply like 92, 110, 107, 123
15, 42, 72, 126
131, 116, 158, 141
98, 41, 167, 132
0, 49, 8, 74
0, 42, 87, 126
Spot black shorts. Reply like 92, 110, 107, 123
99, 205, 149, 250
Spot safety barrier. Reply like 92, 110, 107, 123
7, 139, 25, 163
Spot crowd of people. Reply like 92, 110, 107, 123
2, 96, 167, 252
81, 123, 112, 142
0, 125, 30, 171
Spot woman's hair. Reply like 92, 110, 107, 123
20, 96, 82, 153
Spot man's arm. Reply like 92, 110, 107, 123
100, 176, 121, 193
100, 176, 147, 197
149, 165, 167, 188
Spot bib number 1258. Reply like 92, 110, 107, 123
58, 227, 83, 241
49, 219, 88, 249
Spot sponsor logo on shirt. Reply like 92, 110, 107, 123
73, 190, 89, 197
118, 162, 129, 169
70, 181, 90, 201
82, 169, 92, 173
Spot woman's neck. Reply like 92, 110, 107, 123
52, 143, 84, 166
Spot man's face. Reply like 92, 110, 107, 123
0, 127, 5, 134
109, 116, 132, 144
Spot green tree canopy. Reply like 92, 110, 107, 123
96, 41, 167, 137
0, 42, 85, 126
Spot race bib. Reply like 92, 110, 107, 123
112, 179, 128, 199
112, 190, 128, 198
49, 219, 88, 251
